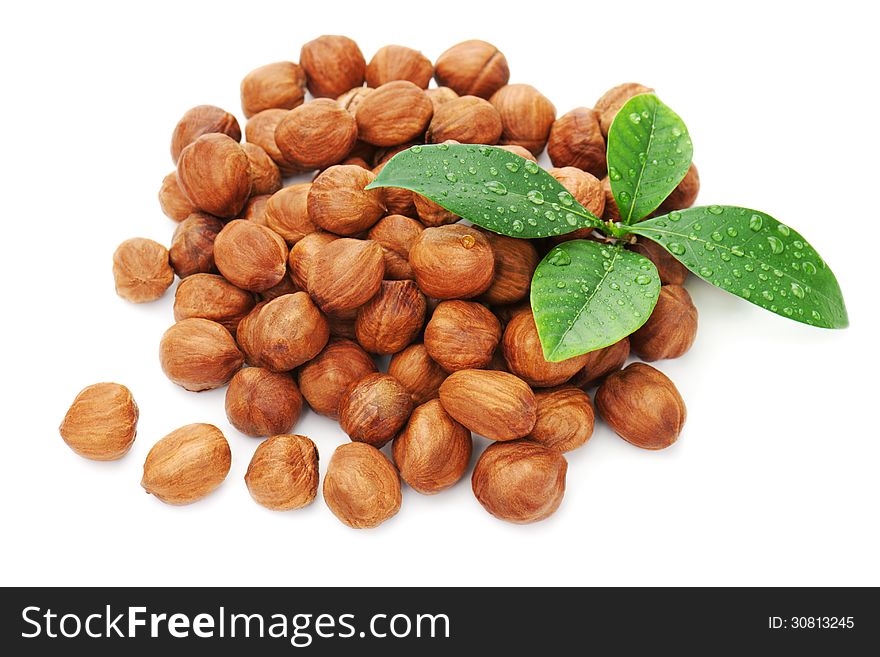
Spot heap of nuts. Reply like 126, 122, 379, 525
63, 36, 699, 528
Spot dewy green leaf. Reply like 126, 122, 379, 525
607, 94, 693, 224
366, 144, 603, 239
626, 206, 848, 328
531, 240, 661, 361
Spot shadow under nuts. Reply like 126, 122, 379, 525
338, 373, 413, 448
112, 238, 174, 303
424, 301, 501, 372
225, 367, 303, 438
245, 434, 318, 511
298, 338, 378, 418
355, 280, 426, 355
527, 386, 594, 453
213, 220, 289, 293
439, 369, 536, 441
159, 318, 244, 391
408, 225, 494, 299
59, 383, 138, 461
323, 442, 401, 529
630, 285, 698, 362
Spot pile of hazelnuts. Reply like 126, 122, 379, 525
73, 36, 700, 528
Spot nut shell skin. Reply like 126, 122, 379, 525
629, 237, 688, 286
439, 369, 536, 441
245, 434, 318, 511
265, 183, 317, 245
338, 87, 374, 115
367, 214, 424, 279
426, 95, 503, 145
173, 273, 255, 334
141, 423, 231, 505
425, 86, 459, 112
171, 105, 241, 164
366, 45, 433, 89
547, 107, 606, 178
275, 99, 358, 171
355, 280, 427, 355
424, 301, 501, 372
527, 386, 594, 453
388, 343, 447, 405
246, 292, 330, 372
596, 363, 686, 450
569, 338, 631, 389
502, 310, 590, 388
307, 166, 385, 235
241, 194, 272, 225
393, 399, 472, 494
309, 239, 385, 315
169, 213, 224, 278
59, 383, 138, 460
658, 163, 700, 213
630, 285, 698, 361
472, 440, 567, 524
176, 133, 252, 218
225, 367, 303, 437
355, 81, 434, 147
338, 373, 414, 448
112, 238, 174, 303
594, 82, 654, 136
489, 84, 556, 155
288, 231, 337, 292
241, 142, 282, 196
213, 220, 289, 293
408, 225, 495, 299
240, 61, 307, 118
478, 230, 539, 306
413, 194, 459, 228
158, 171, 196, 221
323, 442, 401, 529
298, 338, 378, 418
434, 40, 509, 99
300, 35, 366, 99
159, 318, 244, 391
245, 109, 301, 176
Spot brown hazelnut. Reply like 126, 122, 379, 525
408, 225, 495, 299
596, 363, 686, 450
240, 61, 307, 118
355, 81, 433, 147
548, 107, 606, 177
241, 142, 282, 196
601, 176, 621, 223
527, 386, 594, 453
173, 273, 255, 334
371, 161, 416, 216
245, 109, 301, 176
658, 163, 700, 213
502, 310, 590, 387
413, 193, 460, 227
158, 171, 196, 221
367, 214, 423, 279
497, 144, 537, 162
489, 84, 556, 155
265, 183, 318, 244
240, 194, 272, 224
630, 285, 698, 361
366, 45, 433, 88
169, 213, 224, 278
235, 301, 267, 366
424, 301, 501, 372
323, 442, 401, 529
569, 338, 630, 389
355, 280, 427, 354
309, 238, 385, 314
337, 87, 374, 115
213, 220, 288, 292
307, 165, 385, 235
225, 367, 303, 437
300, 35, 366, 98
288, 231, 337, 291
245, 292, 330, 372
112, 238, 174, 303
245, 434, 318, 511
434, 40, 509, 99
439, 369, 536, 441
549, 166, 605, 217
258, 273, 300, 302
159, 318, 244, 391
426, 95, 502, 145
387, 343, 447, 405
59, 383, 138, 460
177, 133, 252, 218
338, 373, 414, 448
477, 230, 539, 305
594, 82, 655, 136
275, 99, 358, 171
629, 237, 688, 286
393, 399, 472, 494
472, 440, 567, 524
141, 423, 231, 505
298, 338, 377, 418
425, 86, 459, 112
170, 105, 241, 164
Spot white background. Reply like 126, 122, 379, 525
2, 0, 878, 587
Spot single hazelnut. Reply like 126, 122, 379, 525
241, 142, 282, 196
168, 213, 224, 278
141, 423, 231, 505
366, 45, 433, 88
298, 338, 377, 418
213, 220, 288, 292
594, 82, 655, 136
629, 237, 688, 286
235, 301, 267, 366
388, 343, 447, 405
497, 143, 537, 162
245, 292, 330, 372
413, 194, 460, 227
177, 133, 252, 218
173, 273, 255, 334
258, 273, 300, 302
112, 238, 174, 303
245, 434, 318, 511
323, 442, 401, 529
367, 214, 423, 279
393, 399, 472, 495
240, 194, 271, 224
569, 338, 630, 389
601, 175, 621, 223
426, 95, 503, 145
159, 318, 244, 391
489, 84, 556, 155
275, 99, 358, 171
658, 163, 700, 213
425, 87, 459, 113
240, 61, 306, 118
307, 165, 385, 235
158, 171, 196, 221
245, 109, 301, 176
527, 386, 594, 453
502, 310, 590, 387
300, 35, 366, 98
630, 285, 698, 361
225, 367, 303, 437
338, 373, 413, 448
288, 231, 337, 291
59, 383, 138, 460
596, 363, 686, 450
408, 225, 495, 299
548, 107, 606, 177
439, 369, 536, 441
309, 238, 385, 314
477, 230, 539, 306
549, 166, 605, 217
424, 301, 501, 372
337, 87, 374, 115
170, 105, 241, 164
434, 40, 509, 99
355, 81, 433, 147
265, 183, 318, 244
472, 440, 567, 524
355, 280, 427, 355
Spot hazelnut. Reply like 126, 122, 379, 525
235, 301, 268, 366
569, 338, 630, 389
158, 171, 196, 221
356, 81, 433, 147
159, 318, 244, 391
434, 40, 509, 99
213, 220, 289, 293
259, 273, 300, 302
371, 162, 416, 216
595, 363, 686, 450
170, 105, 241, 164
177, 133, 252, 218
426, 95, 502, 145
424, 301, 501, 372
425, 86, 459, 112
489, 84, 556, 155
629, 237, 688, 286
309, 238, 385, 314
327, 315, 358, 340
658, 163, 700, 213
265, 183, 318, 244
472, 440, 567, 524
59, 383, 138, 460
245, 292, 330, 372
502, 310, 590, 387
240, 194, 272, 225
323, 442, 401, 529
393, 399, 472, 494
245, 109, 301, 176
307, 165, 385, 235
337, 87, 374, 115
367, 214, 424, 279
241, 142, 282, 196
245, 434, 319, 511
439, 369, 536, 441
477, 230, 539, 306
112, 238, 174, 303
630, 285, 698, 361
413, 193, 459, 227
408, 225, 495, 299
240, 61, 307, 118
169, 213, 224, 278
594, 82, 654, 136
300, 35, 366, 98
366, 45, 433, 89
275, 99, 358, 170
355, 280, 427, 354
173, 273, 255, 334
298, 338, 377, 418
225, 367, 303, 437
601, 176, 621, 223
527, 386, 594, 453
387, 343, 447, 405
497, 144, 537, 162
338, 373, 413, 448
549, 166, 605, 217
141, 423, 231, 505
288, 231, 337, 291
548, 107, 606, 178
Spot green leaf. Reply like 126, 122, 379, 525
607, 94, 693, 224
366, 144, 603, 239
531, 240, 661, 361
626, 206, 848, 328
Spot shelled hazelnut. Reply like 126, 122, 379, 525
241, 195, 272, 225
658, 163, 700, 213
425, 86, 459, 112
245, 434, 318, 511
59, 383, 138, 461
213, 220, 289, 293
112, 238, 174, 303
275, 99, 358, 171
439, 369, 536, 441
630, 285, 698, 361
243, 292, 329, 372
547, 107, 607, 177
424, 301, 501, 372
387, 343, 448, 405
307, 165, 385, 235
240, 61, 307, 118
489, 84, 556, 155
288, 231, 337, 291
569, 338, 631, 389
594, 82, 654, 136
225, 367, 303, 437
408, 225, 495, 299
168, 213, 224, 278
426, 95, 503, 145
413, 193, 460, 228
323, 442, 401, 529
158, 172, 196, 221
309, 238, 385, 314
298, 338, 378, 418
372, 162, 416, 216
366, 45, 433, 88
355, 280, 427, 355
502, 310, 590, 387
176, 134, 252, 218
265, 183, 318, 244
549, 167, 605, 217
159, 318, 244, 391
337, 87, 374, 115
434, 40, 509, 99
300, 35, 366, 99
173, 273, 255, 334
478, 229, 539, 306
355, 81, 434, 146
170, 105, 241, 163
244, 109, 301, 176
527, 386, 594, 453
338, 373, 413, 448
241, 142, 282, 196
367, 214, 424, 279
